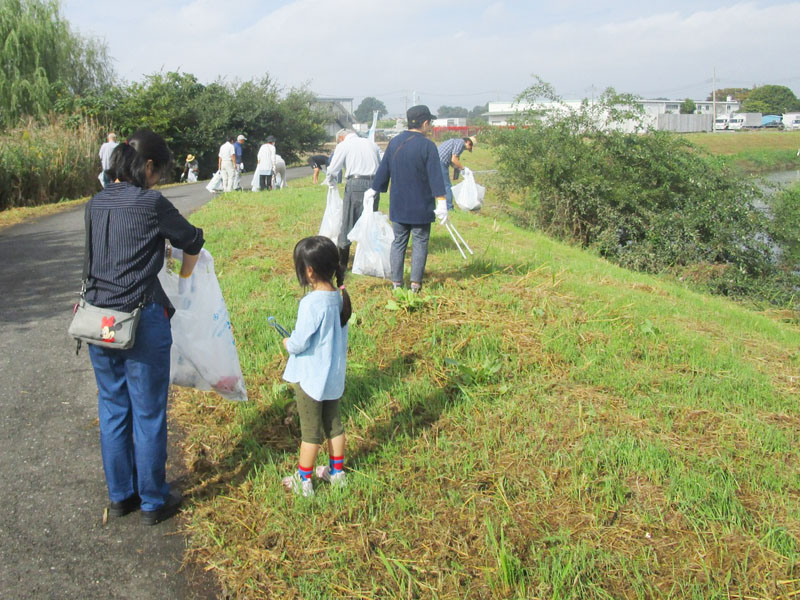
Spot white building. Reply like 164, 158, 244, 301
484, 97, 740, 132
432, 117, 467, 127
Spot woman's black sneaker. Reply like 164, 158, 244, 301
108, 494, 141, 517
140, 492, 183, 526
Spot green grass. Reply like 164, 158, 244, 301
165, 155, 800, 598
682, 130, 800, 173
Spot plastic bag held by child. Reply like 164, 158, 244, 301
158, 248, 248, 401
319, 183, 344, 242
451, 167, 485, 211
347, 189, 394, 279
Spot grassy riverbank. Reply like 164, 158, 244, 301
173, 166, 800, 598
683, 130, 800, 173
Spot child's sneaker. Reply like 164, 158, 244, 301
315, 465, 347, 488
282, 472, 314, 497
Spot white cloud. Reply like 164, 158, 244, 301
61, 1, 800, 113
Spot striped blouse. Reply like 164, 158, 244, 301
84, 182, 204, 315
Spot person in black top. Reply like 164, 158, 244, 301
85, 129, 205, 526
308, 154, 329, 184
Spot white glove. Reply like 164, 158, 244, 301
325, 173, 338, 187
462, 166, 472, 177
363, 188, 377, 210
434, 199, 449, 225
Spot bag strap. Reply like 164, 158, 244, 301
81, 198, 92, 296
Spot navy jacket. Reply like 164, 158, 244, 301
372, 131, 445, 225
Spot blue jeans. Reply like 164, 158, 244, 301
391, 222, 431, 285
441, 163, 453, 210
88, 303, 172, 512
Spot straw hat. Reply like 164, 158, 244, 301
186, 154, 195, 162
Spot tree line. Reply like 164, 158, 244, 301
1, 0, 328, 209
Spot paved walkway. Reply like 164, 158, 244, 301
0, 169, 310, 599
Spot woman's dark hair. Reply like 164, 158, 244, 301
107, 129, 173, 189
293, 236, 351, 326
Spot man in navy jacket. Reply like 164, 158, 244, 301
370, 105, 446, 293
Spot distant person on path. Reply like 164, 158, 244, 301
98, 132, 119, 188
218, 136, 237, 192
180, 154, 199, 183
437, 136, 475, 210
326, 128, 382, 277
256, 136, 277, 191
308, 154, 329, 184
281, 236, 351, 498
369, 105, 446, 293
233, 134, 246, 191
84, 129, 205, 525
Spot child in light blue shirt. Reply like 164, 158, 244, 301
282, 236, 351, 497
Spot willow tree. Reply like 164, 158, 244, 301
0, 0, 114, 127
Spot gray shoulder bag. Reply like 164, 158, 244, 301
68, 199, 142, 354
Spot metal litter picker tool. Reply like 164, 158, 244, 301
444, 221, 473, 260
268, 316, 291, 337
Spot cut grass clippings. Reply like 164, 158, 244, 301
169, 157, 800, 599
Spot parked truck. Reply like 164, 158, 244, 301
714, 114, 730, 130
728, 112, 762, 130
783, 113, 800, 131
761, 114, 783, 128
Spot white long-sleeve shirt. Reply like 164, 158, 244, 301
98, 141, 118, 170
327, 133, 381, 179
256, 143, 277, 175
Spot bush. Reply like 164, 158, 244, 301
492, 79, 799, 307
0, 116, 102, 210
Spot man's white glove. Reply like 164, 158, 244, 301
363, 188, 377, 210
434, 199, 449, 225
326, 173, 338, 187
462, 166, 472, 177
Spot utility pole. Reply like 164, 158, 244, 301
712, 67, 716, 132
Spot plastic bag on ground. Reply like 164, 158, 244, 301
158, 248, 247, 401
452, 167, 485, 211
319, 184, 343, 242
206, 170, 223, 193
347, 192, 394, 279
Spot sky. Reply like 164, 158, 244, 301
60, 0, 800, 116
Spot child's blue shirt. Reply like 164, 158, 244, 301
282, 290, 348, 401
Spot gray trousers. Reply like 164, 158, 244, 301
390, 222, 431, 285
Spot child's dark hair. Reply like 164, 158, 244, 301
293, 236, 352, 326
108, 129, 173, 189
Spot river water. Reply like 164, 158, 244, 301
762, 169, 800, 187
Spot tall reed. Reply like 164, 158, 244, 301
0, 115, 103, 210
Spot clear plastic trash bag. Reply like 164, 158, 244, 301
158, 248, 247, 401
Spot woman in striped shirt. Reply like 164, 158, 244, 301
86, 129, 205, 526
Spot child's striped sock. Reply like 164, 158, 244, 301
329, 455, 344, 475
298, 464, 313, 481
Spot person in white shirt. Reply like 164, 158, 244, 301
326, 128, 382, 276
256, 136, 277, 191
98, 132, 118, 188
217, 136, 237, 192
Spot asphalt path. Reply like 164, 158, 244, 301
0, 167, 311, 600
